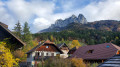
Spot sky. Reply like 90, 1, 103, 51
0, 0, 120, 33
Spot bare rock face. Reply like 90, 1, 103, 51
50, 14, 87, 28
78, 14, 87, 24
40, 14, 87, 33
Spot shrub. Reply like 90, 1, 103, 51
0, 42, 19, 67
44, 57, 71, 67
71, 58, 86, 67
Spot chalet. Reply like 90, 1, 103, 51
57, 43, 69, 58
26, 40, 63, 67
0, 22, 25, 49
71, 43, 120, 63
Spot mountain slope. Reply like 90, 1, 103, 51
38, 14, 120, 33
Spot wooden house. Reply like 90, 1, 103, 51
26, 40, 63, 67
57, 43, 69, 58
70, 43, 120, 63
0, 22, 25, 49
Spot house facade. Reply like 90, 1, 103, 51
71, 43, 120, 63
26, 40, 63, 67
0, 22, 25, 49
57, 43, 69, 58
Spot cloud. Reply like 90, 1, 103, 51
1, 0, 55, 33
0, 1, 15, 28
80, 0, 120, 21
0, 0, 120, 33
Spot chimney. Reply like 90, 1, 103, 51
0, 22, 8, 28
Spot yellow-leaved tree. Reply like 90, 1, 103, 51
0, 42, 19, 67
70, 40, 81, 48
71, 58, 86, 67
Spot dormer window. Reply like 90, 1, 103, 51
106, 45, 110, 48
87, 50, 94, 54
46, 46, 49, 48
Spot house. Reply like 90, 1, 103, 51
57, 43, 69, 58
98, 54, 120, 67
26, 40, 63, 67
68, 46, 79, 56
71, 43, 120, 63
0, 22, 26, 49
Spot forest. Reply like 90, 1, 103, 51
34, 29, 120, 46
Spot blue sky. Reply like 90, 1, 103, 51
0, 0, 120, 33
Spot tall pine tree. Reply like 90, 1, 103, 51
13, 21, 22, 39
23, 22, 32, 45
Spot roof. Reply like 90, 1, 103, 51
0, 22, 8, 28
0, 22, 26, 47
57, 43, 69, 49
26, 40, 63, 54
98, 55, 120, 67
68, 46, 79, 54
71, 43, 120, 60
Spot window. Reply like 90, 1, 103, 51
106, 45, 110, 48
35, 52, 39, 56
46, 46, 49, 48
52, 53, 54, 56
38, 52, 39, 56
87, 50, 94, 54
46, 53, 48, 56
27, 54, 30, 58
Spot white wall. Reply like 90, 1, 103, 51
26, 51, 61, 66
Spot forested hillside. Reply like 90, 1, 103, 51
34, 29, 120, 46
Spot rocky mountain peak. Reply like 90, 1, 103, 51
78, 14, 87, 24
50, 14, 87, 28
71, 14, 77, 18
40, 14, 88, 33
78, 14, 84, 17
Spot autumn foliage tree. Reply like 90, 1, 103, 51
0, 42, 19, 67
71, 58, 86, 67
70, 40, 81, 48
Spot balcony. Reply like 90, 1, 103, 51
34, 56, 55, 61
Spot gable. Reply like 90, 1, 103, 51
57, 43, 69, 48
26, 42, 63, 54
0, 24, 25, 49
36, 44, 60, 52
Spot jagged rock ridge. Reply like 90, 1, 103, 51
40, 14, 87, 33
50, 14, 87, 29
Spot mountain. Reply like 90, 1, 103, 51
50, 14, 87, 28
39, 14, 87, 33
65, 20, 120, 31
39, 14, 120, 33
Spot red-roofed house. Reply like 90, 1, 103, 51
71, 43, 120, 63
26, 40, 63, 67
